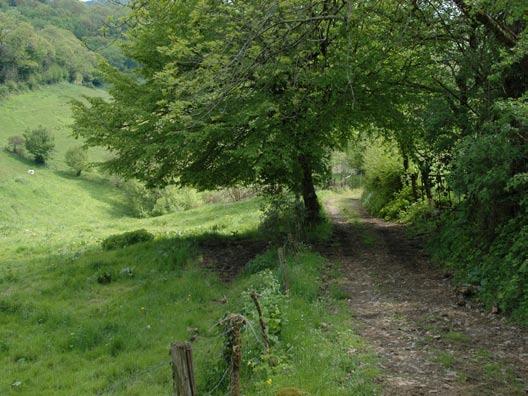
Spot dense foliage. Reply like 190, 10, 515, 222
64, 145, 89, 176
72, 0, 416, 223
0, 0, 128, 95
24, 126, 55, 164
356, 1, 528, 320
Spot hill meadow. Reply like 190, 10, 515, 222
1, 1, 528, 395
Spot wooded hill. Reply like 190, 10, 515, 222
0, 0, 128, 95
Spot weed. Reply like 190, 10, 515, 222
434, 350, 456, 369
443, 331, 471, 344
329, 281, 349, 300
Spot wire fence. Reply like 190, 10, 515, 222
99, 315, 264, 395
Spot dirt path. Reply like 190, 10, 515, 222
319, 196, 528, 395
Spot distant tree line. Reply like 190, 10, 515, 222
0, 0, 129, 96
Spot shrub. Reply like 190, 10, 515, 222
96, 271, 113, 285
378, 186, 413, 221
65, 146, 89, 176
152, 186, 203, 215
202, 188, 255, 204
361, 142, 404, 216
101, 229, 154, 250
122, 180, 157, 218
243, 270, 285, 343
226, 187, 256, 202
6, 135, 25, 155
0, 85, 9, 98
123, 180, 204, 217
24, 126, 55, 164
259, 193, 305, 243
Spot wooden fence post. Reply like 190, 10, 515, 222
224, 314, 246, 396
170, 342, 197, 396
250, 291, 270, 355
278, 247, 289, 291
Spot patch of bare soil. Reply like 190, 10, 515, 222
319, 197, 528, 395
199, 237, 268, 281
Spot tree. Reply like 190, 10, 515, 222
65, 145, 89, 176
6, 135, 25, 155
24, 127, 55, 164
73, 0, 412, 223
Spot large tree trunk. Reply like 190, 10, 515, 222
299, 155, 321, 224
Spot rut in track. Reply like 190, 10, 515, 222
318, 196, 528, 396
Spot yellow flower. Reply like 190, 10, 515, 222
266, 378, 272, 386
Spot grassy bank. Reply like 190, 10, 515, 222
0, 199, 379, 395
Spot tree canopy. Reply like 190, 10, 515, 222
73, 0, 527, 234
73, 0, 423, 222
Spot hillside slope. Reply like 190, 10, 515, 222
0, 84, 264, 263
0, 85, 120, 259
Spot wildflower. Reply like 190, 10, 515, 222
266, 378, 272, 386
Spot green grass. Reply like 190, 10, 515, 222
0, 83, 109, 166
443, 331, 471, 344
0, 86, 379, 395
0, 84, 119, 260
434, 350, 456, 369
0, 215, 379, 395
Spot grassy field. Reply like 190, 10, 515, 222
0, 84, 117, 259
0, 85, 379, 395
0, 207, 379, 395
0, 84, 109, 166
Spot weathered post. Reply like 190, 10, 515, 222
170, 342, 197, 396
223, 314, 246, 396
278, 247, 289, 291
250, 291, 270, 354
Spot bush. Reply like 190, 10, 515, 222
122, 180, 157, 218
378, 186, 413, 221
361, 142, 404, 216
243, 270, 285, 338
24, 126, 55, 164
152, 186, 203, 215
65, 146, 89, 176
123, 180, 204, 218
6, 135, 25, 156
101, 229, 154, 251
202, 188, 255, 204
259, 193, 305, 243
